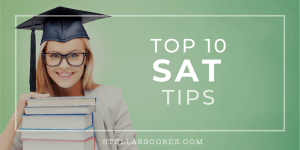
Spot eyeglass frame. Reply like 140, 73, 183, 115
42, 52, 87, 67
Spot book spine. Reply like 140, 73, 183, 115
22, 136, 95, 142
21, 124, 94, 130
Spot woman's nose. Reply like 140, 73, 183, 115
59, 57, 71, 69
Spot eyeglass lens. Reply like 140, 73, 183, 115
45, 53, 85, 66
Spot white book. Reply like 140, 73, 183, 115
22, 136, 95, 150
21, 113, 93, 130
26, 96, 96, 107
24, 105, 96, 115
21, 125, 94, 140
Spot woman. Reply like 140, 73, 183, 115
0, 7, 138, 150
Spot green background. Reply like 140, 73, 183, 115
1, 0, 299, 150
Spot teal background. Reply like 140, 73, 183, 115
1, 0, 299, 150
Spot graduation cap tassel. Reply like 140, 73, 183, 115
30, 24, 36, 92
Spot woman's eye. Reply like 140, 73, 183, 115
70, 54, 78, 58
51, 54, 59, 58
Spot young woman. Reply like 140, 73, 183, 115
0, 36, 138, 150
0, 6, 139, 150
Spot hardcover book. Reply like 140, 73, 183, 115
22, 136, 95, 150
26, 96, 96, 107
21, 125, 95, 140
24, 105, 96, 115
21, 113, 94, 130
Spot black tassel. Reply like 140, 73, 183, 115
30, 25, 36, 92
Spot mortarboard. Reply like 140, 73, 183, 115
15, 6, 110, 92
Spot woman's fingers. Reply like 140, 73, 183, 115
17, 92, 50, 113
18, 93, 29, 106
29, 92, 50, 98
15, 92, 50, 127
18, 92, 50, 107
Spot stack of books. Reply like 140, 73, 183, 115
21, 96, 96, 150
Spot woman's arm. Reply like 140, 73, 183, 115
0, 92, 50, 150
0, 115, 18, 150
113, 89, 139, 150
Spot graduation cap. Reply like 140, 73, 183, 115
15, 6, 110, 92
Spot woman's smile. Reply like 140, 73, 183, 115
57, 72, 75, 79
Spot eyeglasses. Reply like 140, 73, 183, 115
42, 52, 87, 67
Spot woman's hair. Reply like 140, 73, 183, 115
36, 38, 100, 96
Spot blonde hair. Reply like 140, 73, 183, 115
36, 38, 100, 96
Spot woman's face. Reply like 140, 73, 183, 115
45, 38, 86, 88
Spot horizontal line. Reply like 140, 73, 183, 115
111, 15, 285, 17
17, 130, 285, 132
15, 15, 285, 17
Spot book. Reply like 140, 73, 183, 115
21, 96, 97, 150
26, 96, 96, 107
24, 105, 96, 115
21, 113, 94, 130
22, 136, 95, 150
21, 125, 95, 140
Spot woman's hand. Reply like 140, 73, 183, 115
0, 92, 50, 150
11, 92, 50, 128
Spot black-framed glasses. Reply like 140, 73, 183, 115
42, 52, 87, 67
